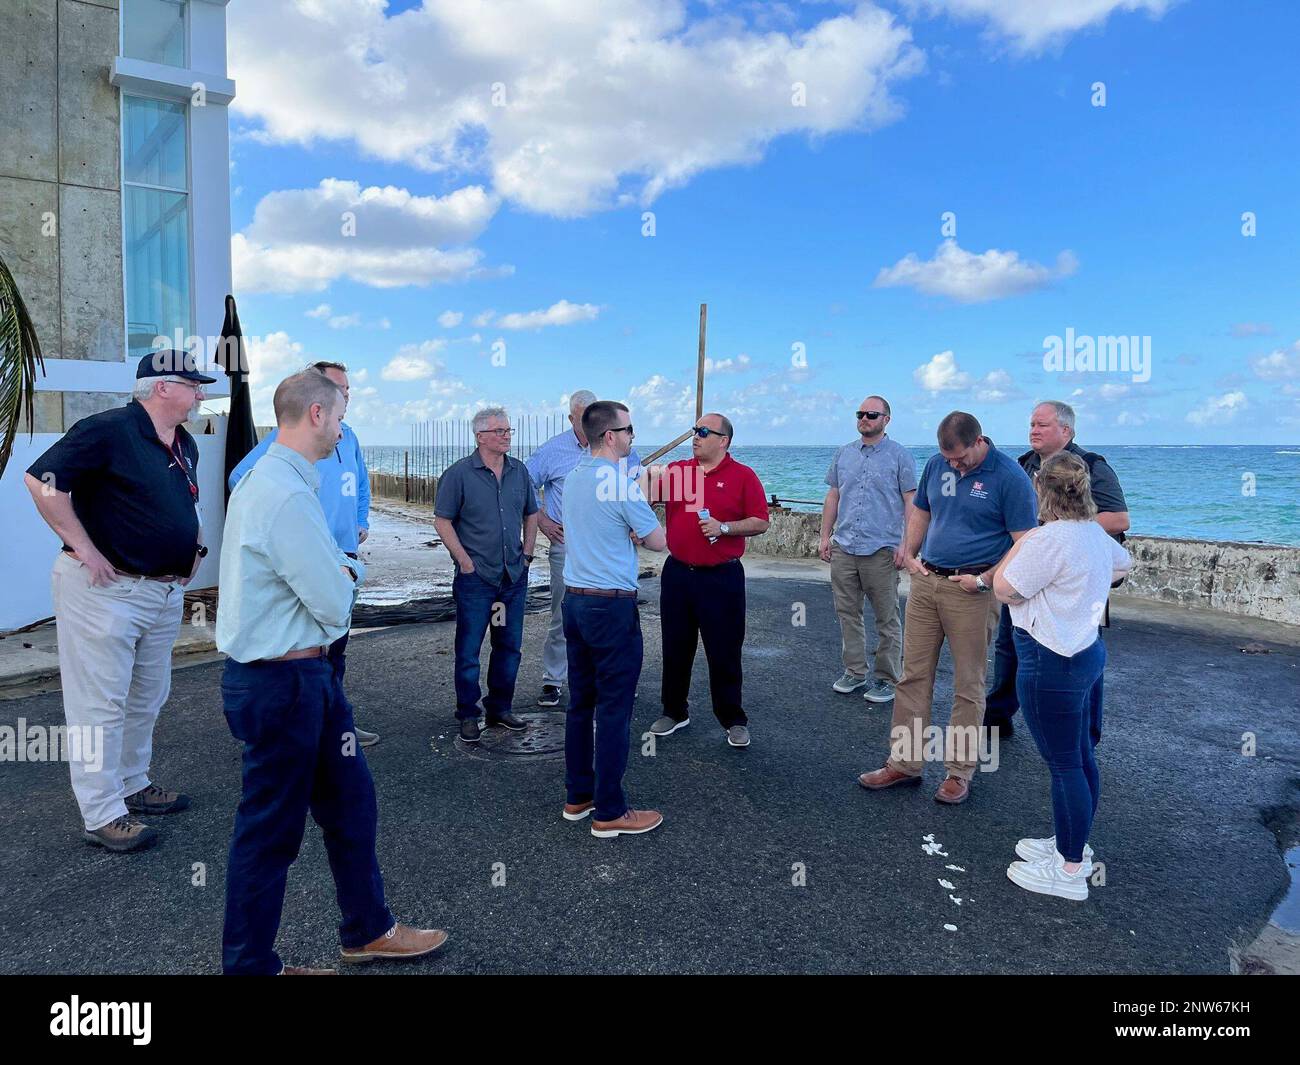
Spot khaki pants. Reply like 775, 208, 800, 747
542, 542, 567, 687
888, 569, 1000, 781
830, 545, 902, 684
50, 552, 184, 830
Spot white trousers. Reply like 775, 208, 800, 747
542, 543, 567, 687
50, 552, 184, 831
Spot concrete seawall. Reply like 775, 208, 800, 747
746, 508, 1300, 627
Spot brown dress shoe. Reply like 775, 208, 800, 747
858, 765, 923, 790
590, 808, 663, 838
281, 965, 337, 975
563, 800, 595, 821
934, 775, 971, 804
340, 923, 448, 964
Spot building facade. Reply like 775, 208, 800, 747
0, 0, 235, 630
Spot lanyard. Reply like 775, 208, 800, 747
168, 435, 198, 500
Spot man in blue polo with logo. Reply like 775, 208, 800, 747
858, 411, 1037, 805
229, 361, 379, 747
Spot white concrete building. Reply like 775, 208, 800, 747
1, 0, 235, 631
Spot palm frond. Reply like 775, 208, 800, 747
0, 255, 46, 478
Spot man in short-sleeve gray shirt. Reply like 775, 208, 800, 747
819, 395, 918, 702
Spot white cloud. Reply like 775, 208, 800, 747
1251, 342, 1300, 379
1186, 391, 1248, 427
627, 374, 697, 430
244, 331, 312, 425
704, 354, 752, 375
974, 367, 1023, 403
229, 1, 925, 218
495, 300, 601, 330
1231, 322, 1274, 338
875, 240, 1078, 303
328, 312, 363, 330
305, 303, 332, 319
381, 339, 450, 381
914, 350, 971, 392
232, 179, 503, 293
438, 310, 464, 328
472, 310, 495, 328
906, 0, 1178, 55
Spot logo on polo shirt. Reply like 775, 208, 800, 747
969, 481, 989, 500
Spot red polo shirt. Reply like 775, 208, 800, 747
661, 453, 769, 566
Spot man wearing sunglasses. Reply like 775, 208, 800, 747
434, 407, 539, 743
646, 414, 769, 748
821, 396, 917, 705
858, 411, 1037, 805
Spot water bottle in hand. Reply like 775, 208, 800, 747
699, 508, 719, 544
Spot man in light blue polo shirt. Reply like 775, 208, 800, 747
859, 411, 1036, 806
558, 401, 666, 839
229, 361, 378, 747
526, 389, 641, 708
820, 394, 917, 704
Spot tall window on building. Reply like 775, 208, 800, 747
123, 96, 191, 357
122, 0, 188, 68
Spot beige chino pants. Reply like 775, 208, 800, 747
829, 545, 902, 685
887, 569, 1000, 781
50, 551, 185, 830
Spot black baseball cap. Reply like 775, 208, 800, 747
136, 348, 217, 384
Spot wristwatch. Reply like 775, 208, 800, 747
974, 574, 989, 592
196, 545, 209, 558
719, 522, 732, 536
523, 553, 534, 564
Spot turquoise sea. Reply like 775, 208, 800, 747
362, 443, 1300, 547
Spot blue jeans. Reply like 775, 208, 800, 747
989, 606, 1106, 745
1013, 629, 1106, 864
453, 569, 527, 722
221, 657, 394, 975
563, 594, 643, 822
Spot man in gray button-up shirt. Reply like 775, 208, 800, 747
435, 407, 539, 742
820, 395, 918, 703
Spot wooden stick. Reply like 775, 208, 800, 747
696, 302, 707, 420
640, 428, 694, 466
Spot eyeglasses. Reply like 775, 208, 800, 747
476, 427, 513, 437
692, 426, 728, 439
856, 410, 885, 421
608, 424, 635, 437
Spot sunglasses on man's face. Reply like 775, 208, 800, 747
856, 410, 885, 421
608, 424, 634, 437
692, 426, 728, 439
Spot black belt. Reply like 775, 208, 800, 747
670, 556, 740, 571
921, 560, 997, 577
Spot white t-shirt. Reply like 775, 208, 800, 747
1003, 520, 1133, 657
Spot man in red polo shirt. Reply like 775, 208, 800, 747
646, 413, 770, 747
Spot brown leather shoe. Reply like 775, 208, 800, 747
858, 765, 923, 790
934, 775, 971, 804
125, 783, 191, 815
281, 964, 337, 975
563, 800, 595, 821
83, 815, 159, 852
591, 808, 663, 838
340, 923, 448, 964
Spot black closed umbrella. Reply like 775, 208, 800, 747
215, 294, 257, 502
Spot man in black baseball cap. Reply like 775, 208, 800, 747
23, 347, 214, 853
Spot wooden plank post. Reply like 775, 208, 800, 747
642, 302, 708, 466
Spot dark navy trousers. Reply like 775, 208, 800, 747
221, 656, 393, 975
563, 594, 642, 822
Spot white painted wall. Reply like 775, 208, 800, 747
0, 417, 228, 632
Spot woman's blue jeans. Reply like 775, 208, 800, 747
1013, 628, 1106, 863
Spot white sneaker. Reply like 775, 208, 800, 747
1016, 835, 1094, 864
1006, 853, 1090, 900
832, 671, 869, 694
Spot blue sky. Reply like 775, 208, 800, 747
224, 0, 1300, 446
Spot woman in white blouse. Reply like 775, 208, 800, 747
992, 451, 1132, 901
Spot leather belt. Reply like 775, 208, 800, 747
113, 568, 182, 584
263, 646, 329, 662
670, 556, 740, 571
921, 560, 997, 577
567, 587, 637, 598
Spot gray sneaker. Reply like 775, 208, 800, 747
355, 727, 380, 748
650, 715, 689, 737
84, 815, 158, 853
832, 671, 869, 694
726, 725, 751, 748
863, 680, 896, 703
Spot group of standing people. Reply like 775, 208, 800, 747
21, 361, 1133, 975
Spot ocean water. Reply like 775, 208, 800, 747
362, 443, 1300, 547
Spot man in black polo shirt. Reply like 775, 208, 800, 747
434, 406, 539, 743
24, 350, 215, 852
984, 400, 1131, 737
